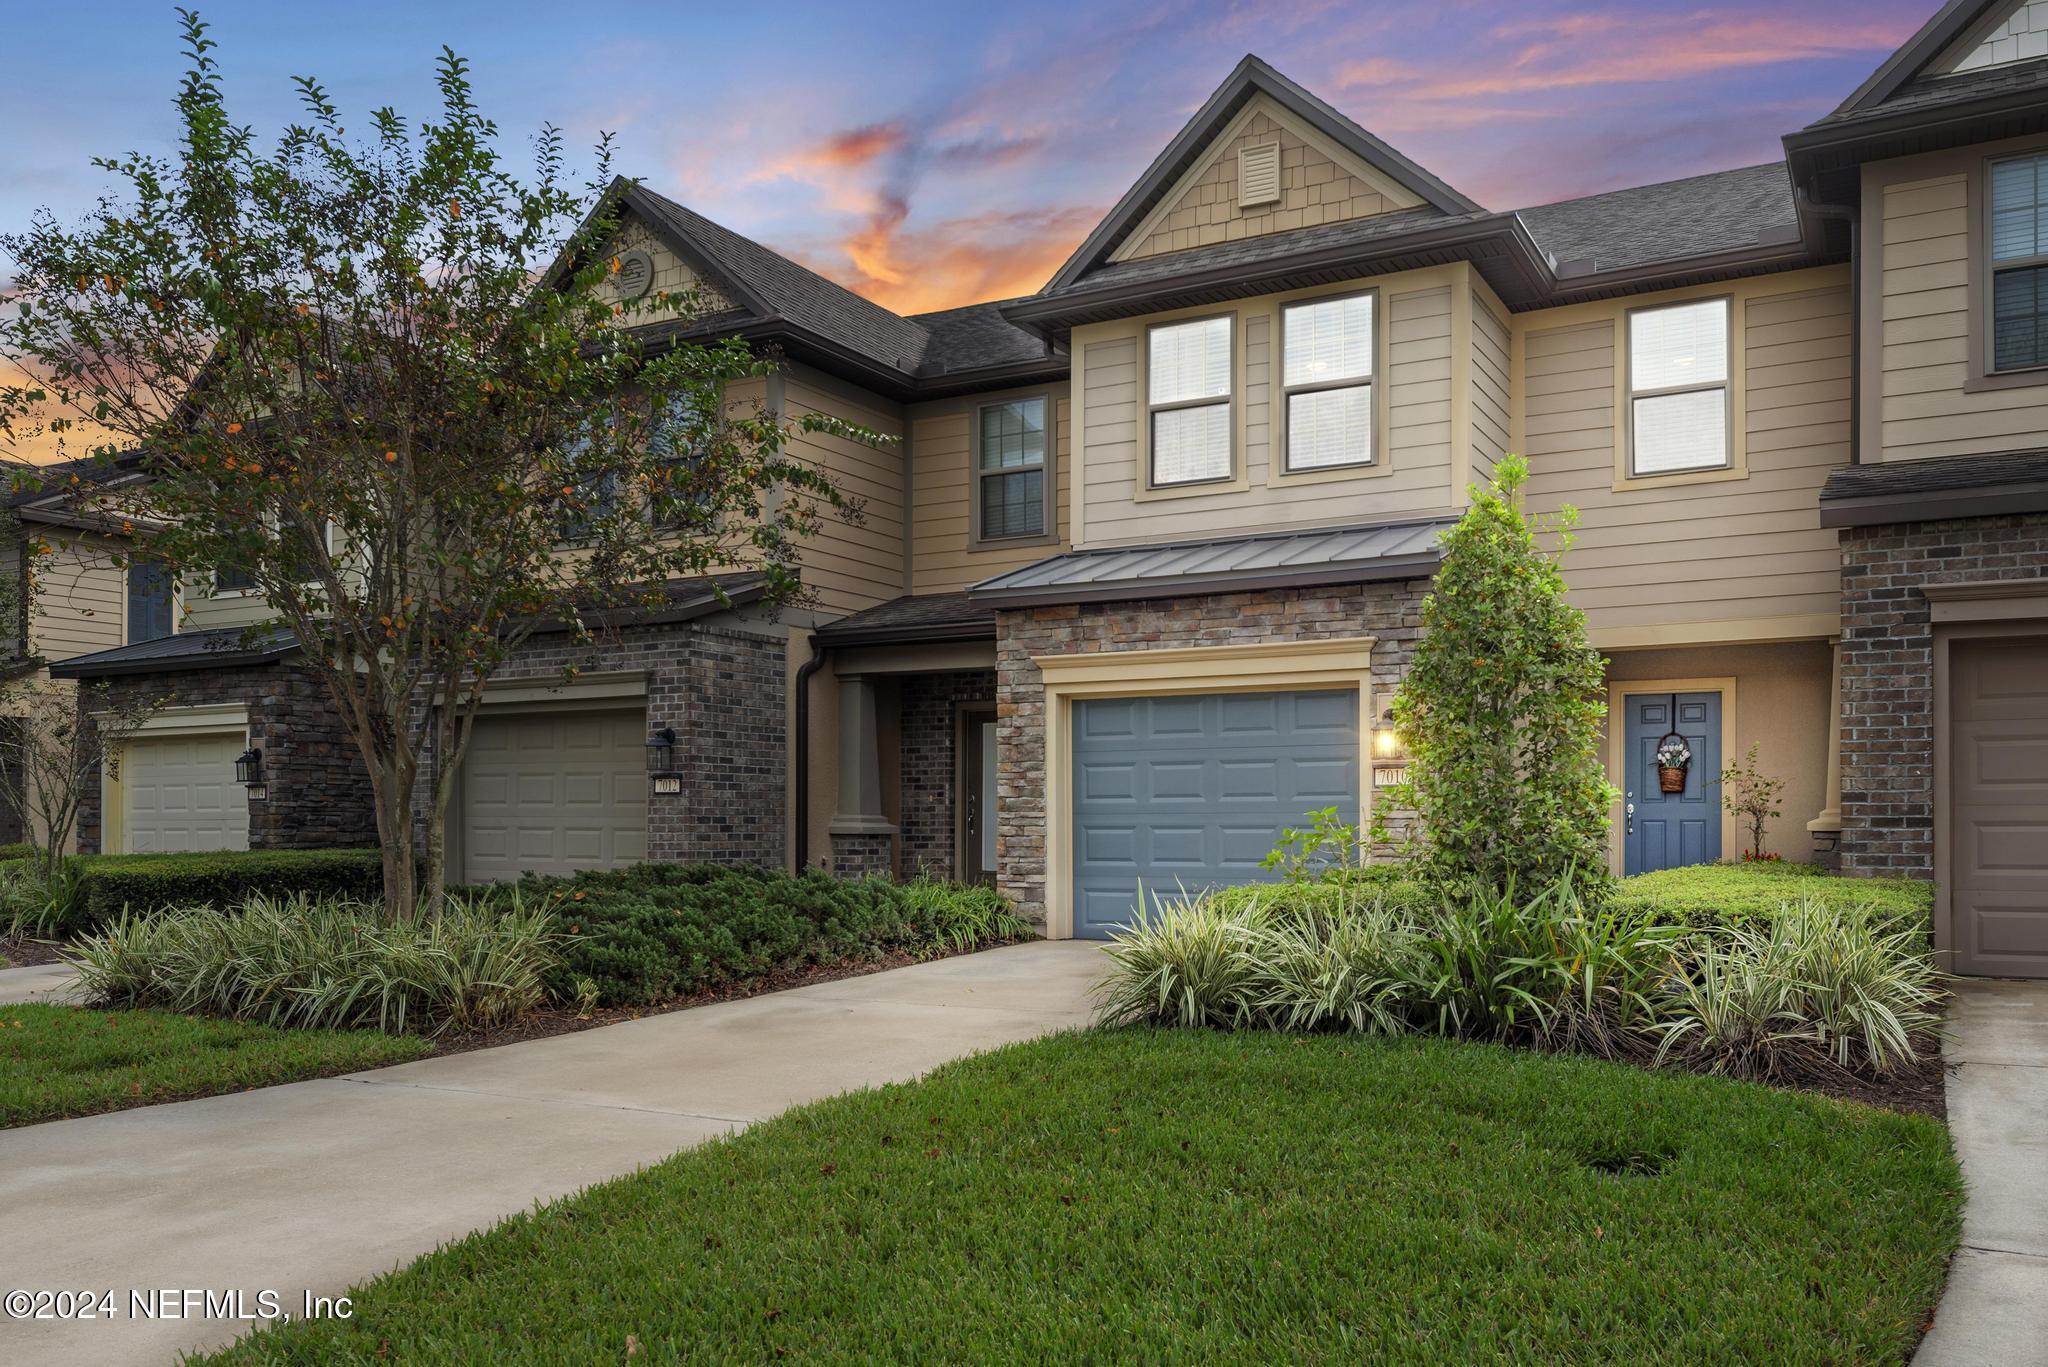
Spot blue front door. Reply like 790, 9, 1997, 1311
1623, 692, 1721, 875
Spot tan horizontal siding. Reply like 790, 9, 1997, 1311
1516, 273, 1848, 633
1875, 164, 2048, 460
785, 375, 906, 616
907, 386, 1071, 595
32, 531, 126, 659
1470, 287, 1511, 484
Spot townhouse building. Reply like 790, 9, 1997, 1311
44, 0, 2048, 976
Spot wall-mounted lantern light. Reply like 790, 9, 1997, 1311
1370, 708, 1407, 789
646, 726, 680, 794
235, 747, 266, 800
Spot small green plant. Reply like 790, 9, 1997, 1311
1718, 743, 1787, 861
1260, 807, 1364, 882
1095, 886, 1267, 1030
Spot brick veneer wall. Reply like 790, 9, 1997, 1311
898, 670, 996, 880
1838, 512, 2048, 878
79, 660, 377, 854
994, 581, 1428, 928
411, 620, 789, 868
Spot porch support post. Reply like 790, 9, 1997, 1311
1807, 638, 1844, 861
828, 673, 896, 875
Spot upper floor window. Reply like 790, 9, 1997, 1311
127, 560, 173, 643
213, 564, 257, 594
1990, 153, 2048, 372
975, 396, 1049, 541
1282, 292, 1375, 471
1626, 297, 1731, 477
1147, 315, 1233, 487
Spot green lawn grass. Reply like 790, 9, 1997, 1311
0, 1004, 429, 1127
204, 1029, 1960, 1366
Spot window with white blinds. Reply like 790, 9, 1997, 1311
1626, 297, 1731, 476
1147, 315, 1234, 486
1282, 292, 1375, 471
1990, 152, 2048, 372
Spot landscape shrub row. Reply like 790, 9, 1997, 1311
481, 863, 1034, 1007
2, 848, 386, 938
1098, 874, 1940, 1081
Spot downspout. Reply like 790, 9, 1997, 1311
791, 632, 828, 871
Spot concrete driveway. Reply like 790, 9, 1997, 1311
0, 939, 1106, 1366
0, 962, 78, 1005
1914, 978, 2048, 1366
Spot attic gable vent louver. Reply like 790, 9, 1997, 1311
1237, 143, 1282, 208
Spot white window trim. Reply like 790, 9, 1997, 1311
211, 519, 334, 597
1143, 313, 1238, 492
1278, 288, 1378, 475
1623, 295, 1736, 482
969, 392, 1059, 547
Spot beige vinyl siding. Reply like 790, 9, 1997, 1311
1469, 285, 1511, 487
1517, 272, 1849, 633
785, 370, 906, 615
596, 217, 736, 325
31, 530, 126, 659
1073, 267, 1463, 548
907, 385, 1071, 595
1871, 151, 2048, 460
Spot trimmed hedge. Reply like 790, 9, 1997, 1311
1612, 860, 1932, 931
76, 849, 385, 929
0, 843, 35, 863
491, 863, 1032, 1008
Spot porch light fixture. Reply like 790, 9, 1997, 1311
646, 725, 678, 784
1371, 708, 1407, 789
234, 747, 265, 799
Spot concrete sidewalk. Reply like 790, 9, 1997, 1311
1914, 978, 2048, 1366
0, 939, 1106, 1366
0, 962, 78, 1005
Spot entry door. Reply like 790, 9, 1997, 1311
1623, 692, 1721, 875
961, 710, 996, 885
1951, 636, 2048, 977
1071, 689, 1359, 940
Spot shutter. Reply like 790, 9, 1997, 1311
1238, 143, 1281, 208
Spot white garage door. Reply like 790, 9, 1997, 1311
122, 732, 250, 853
460, 707, 648, 884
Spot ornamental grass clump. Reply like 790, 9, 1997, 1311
66, 891, 558, 1035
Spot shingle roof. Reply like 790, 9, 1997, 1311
906, 301, 1058, 374
1818, 449, 2048, 526
969, 518, 1453, 608
1516, 163, 1801, 275
813, 592, 995, 645
1813, 57, 2048, 130
49, 625, 299, 679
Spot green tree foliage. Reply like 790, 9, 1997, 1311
1375, 454, 1614, 900
1718, 743, 1787, 861
0, 14, 883, 915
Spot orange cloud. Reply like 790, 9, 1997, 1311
0, 353, 123, 465
796, 204, 1103, 316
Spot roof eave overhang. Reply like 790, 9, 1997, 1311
1786, 86, 2048, 203
1819, 479, 2048, 527
49, 644, 298, 680
967, 551, 1443, 611
813, 619, 997, 649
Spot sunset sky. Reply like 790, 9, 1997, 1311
2, 0, 1930, 459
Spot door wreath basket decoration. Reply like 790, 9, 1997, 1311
1654, 728, 1692, 794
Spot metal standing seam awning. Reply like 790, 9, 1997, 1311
965, 517, 1455, 609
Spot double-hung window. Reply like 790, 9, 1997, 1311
1146, 315, 1234, 487
1282, 292, 1375, 471
975, 396, 1049, 540
1990, 152, 2048, 371
1626, 297, 1731, 477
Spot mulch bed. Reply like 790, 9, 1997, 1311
0, 936, 66, 969
1778, 1042, 1948, 1120
427, 944, 991, 1058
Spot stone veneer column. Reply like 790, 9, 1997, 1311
828, 673, 896, 876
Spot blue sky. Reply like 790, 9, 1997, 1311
4, 0, 1930, 318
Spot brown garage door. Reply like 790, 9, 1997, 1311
460, 707, 648, 885
1952, 636, 2048, 977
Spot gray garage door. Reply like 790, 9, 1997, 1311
1072, 688, 1359, 939
460, 707, 649, 884
1951, 636, 2048, 977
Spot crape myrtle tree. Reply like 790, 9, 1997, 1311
1373, 454, 1616, 901
0, 13, 879, 917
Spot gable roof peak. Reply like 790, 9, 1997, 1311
1041, 52, 1481, 293
1828, 0, 2025, 116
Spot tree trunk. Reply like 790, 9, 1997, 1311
368, 757, 417, 921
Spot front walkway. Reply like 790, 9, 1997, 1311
0, 961, 78, 1005
0, 939, 1106, 1366
1915, 978, 2048, 1365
